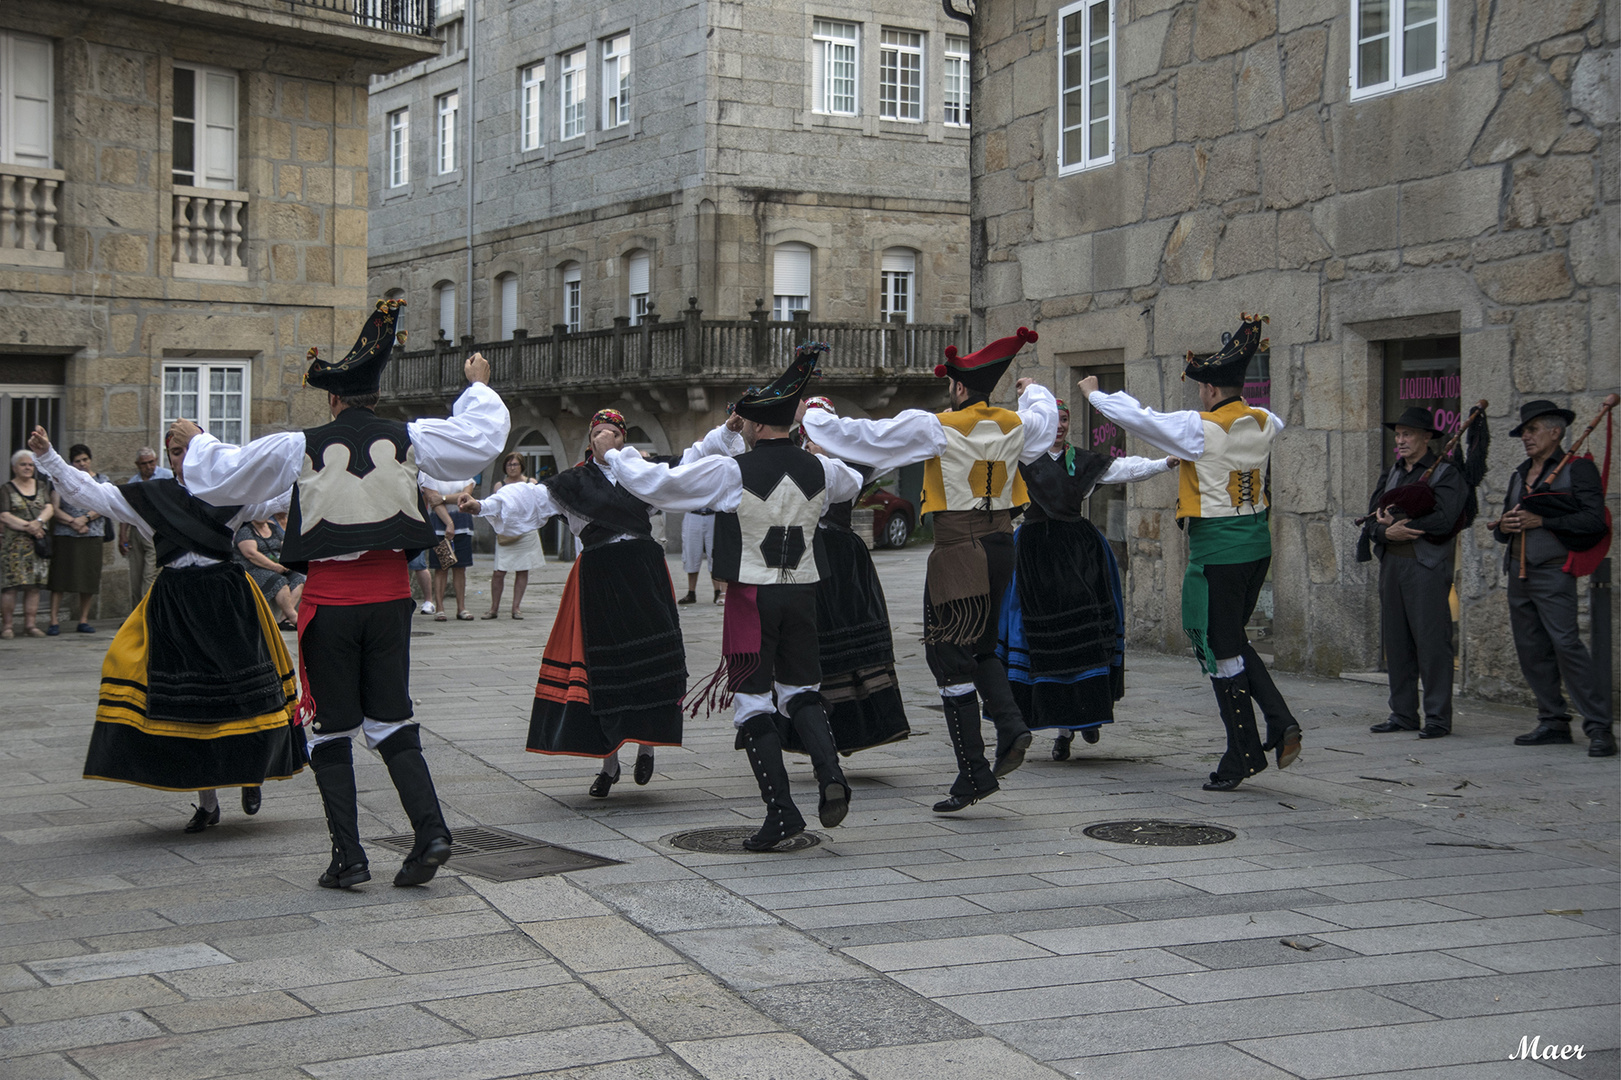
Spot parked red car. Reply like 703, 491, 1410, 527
859, 487, 916, 549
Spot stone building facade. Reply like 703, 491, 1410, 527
970, 0, 1617, 704
367, 0, 975, 463
0, 0, 436, 617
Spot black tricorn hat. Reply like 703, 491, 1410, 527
1184, 312, 1268, 386
1384, 406, 1442, 436
305, 298, 408, 396
735, 341, 825, 426
1509, 399, 1577, 437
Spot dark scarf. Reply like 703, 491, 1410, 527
545, 461, 653, 547
1021, 448, 1113, 522
119, 478, 240, 565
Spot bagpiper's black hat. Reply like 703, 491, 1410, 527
1384, 406, 1443, 436
734, 342, 826, 426
1509, 399, 1577, 438
304, 298, 408, 396
1184, 312, 1268, 387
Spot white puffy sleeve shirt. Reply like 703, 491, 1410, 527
605, 447, 863, 515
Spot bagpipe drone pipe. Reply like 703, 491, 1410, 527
1495, 394, 1618, 578
1355, 401, 1491, 560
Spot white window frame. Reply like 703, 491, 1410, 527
563, 264, 582, 332
387, 107, 409, 187
1058, 0, 1115, 175
772, 242, 813, 321
162, 362, 249, 447
172, 63, 238, 189
560, 48, 586, 141
943, 35, 970, 128
812, 19, 859, 117
0, 32, 53, 169
520, 62, 545, 151
1349, 0, 1447, 101
498, 273, 519, 339
435, 90, 458, 174
879, 29, 923, 122
627, 251, 650, 326
602, 34, 630, 130
880, 249, 916, 324
436, 281, 456, 340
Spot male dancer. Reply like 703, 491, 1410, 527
802, 328, 1057, 812
609, 345, 864, 850
1080, 312, 1301, 791
177, 299, 510, 885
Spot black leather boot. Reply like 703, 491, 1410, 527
736, 714, 807, 851
1244, 644, 1300, 762
1588, 725, 1617, 757
310, 739, 370, 889
975, 657, 1032, 777
378, 725, 453, 886
1203, 672, 1269, 791
785, 693, 850, 828
934, 691, 999, 812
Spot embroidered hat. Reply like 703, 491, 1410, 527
305, 298, 408, 396
1184, 312, 1268, 386
802, 395, 836, 415
734, 342, 825, 426
1508, 399, 1577, 437
936, 327, 1037, 394
1384, 406, 1442, 435
1055, 398, 1069, 414
589, 408, 628, 433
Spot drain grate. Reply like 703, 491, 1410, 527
1080, 820, 1236, 847
665, 826, 821, 854
371, 826, 620, 882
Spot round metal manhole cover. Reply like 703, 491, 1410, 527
664, 827, 821, 854
1080, 820, 1236, 847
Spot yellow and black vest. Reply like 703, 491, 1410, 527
1176, 399, 1277, 521
920, 404, 1029, 516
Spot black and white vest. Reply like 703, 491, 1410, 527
713, 439, 826, 586
282, 408, 437, 566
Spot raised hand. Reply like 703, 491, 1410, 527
1077, 375, 1100, 397
465, 353, 491, 385
26, 425, 50, 456
1014, 377, 1036, 394
455, 492, 481, 515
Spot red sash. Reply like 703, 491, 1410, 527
295, 551, 411, 724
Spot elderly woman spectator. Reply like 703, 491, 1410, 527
47, 444, 111, 635
2, 448, 56, 638
484, 451, 542, 619
235, 517, 305, 631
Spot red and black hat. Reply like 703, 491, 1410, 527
589, 408, 628, 433
936, 327, 1037, 394
305, 298, 407, 396
1184, 312, 1268, 387
735, 341, 826, 426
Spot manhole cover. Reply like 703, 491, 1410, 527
665, 826, 821, 854
1080, 820, 1236, 846
372, 826, 620, 881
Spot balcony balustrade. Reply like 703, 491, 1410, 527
0, 165, 65, 269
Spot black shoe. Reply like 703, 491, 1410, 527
394, 836, 452, 886
818, 780, 850, 829
713, 590, 723, 605
184, 804, 220, 833
241, 787, 261, 816
1202, 775, 1244, 792
933, 787, 996, 813
743, 810, 806, 851
1514, 722, 1573, 746
677, 592, 697, 605
1051, 734, 1072, 761
1369, 719, 1417, 733
1081, 726, 1100, 744
1275, 725, 1303, 769
1418, 725, 1450, 740
994, 730, 1033, 778
1589, 729, 1617, 757
633, 752, 654, 786
318, 861, 371, 889
588, 771, 619, 798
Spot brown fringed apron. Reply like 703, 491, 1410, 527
923, 509, 1015, 645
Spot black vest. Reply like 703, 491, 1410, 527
545, 460, 656, 548
714, 439, 827, 585
282, 409, 436, 567
118, 479, 240, 566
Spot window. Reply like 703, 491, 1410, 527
435, 91, 458, 174
627, 251, 650, 326
435, 281, 455, 340
562, 263, 582, 332
879, 29, 922, 122
1058, 0, 1114, 173
498, 273, 518, 339
943, 35, 970, 127
812, 20, 858, 116
1381, 336, 1461, 470
1, 32, 52, 168
772, 243, 812, 320
880, 248, 915, 323
520, 62, 545, 150
1, 384, 62, 459
163, 363, 248, 447
1351, 0, 1445, 100
560, 48, 586, 140
173, 65, 238, 188
602, 34, 630, 129
387, 108, 409, 187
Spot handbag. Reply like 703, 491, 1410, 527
434, 536, 457, 567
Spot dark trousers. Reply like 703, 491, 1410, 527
1379, 555, 1455, 731
734, 583, 822, 695
1509, 564, 1612, 733
1204, 558, 1295, 740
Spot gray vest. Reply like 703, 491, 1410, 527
1505, 464, 1574, 568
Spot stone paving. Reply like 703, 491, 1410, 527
1, 545, 1616, 1079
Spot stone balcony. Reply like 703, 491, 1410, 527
172, 186, 249, 280
0, 164, 65, 269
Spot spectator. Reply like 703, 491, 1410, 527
235, 517, 306, 631
484, 452, 541, 619
421, 474, 475, 621
2, 449, 56, 638
118, 446, 171, 605
46, 444, 110, 635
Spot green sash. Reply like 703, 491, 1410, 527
1182, 513, 1272, 674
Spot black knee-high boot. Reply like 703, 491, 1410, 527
1204, 672, 1269, 791
785, 692, 849, 828
934, 690, 999, 812
310, 738, 370, 889
736, 714, 807, 851
974, 656, 1032, 777
1244, 644, 1301, 759
377, 725, 452, 886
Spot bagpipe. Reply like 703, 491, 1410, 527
1355, 401, 1490, 557
1489, 393, 1618, 580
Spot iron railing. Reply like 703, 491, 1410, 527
283, 0, 436, 35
